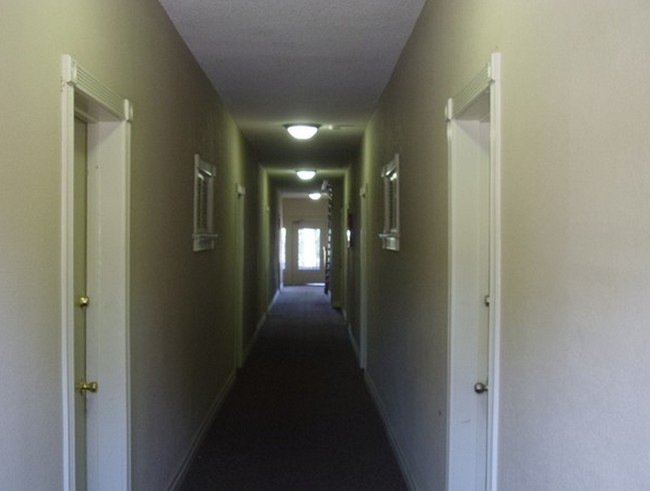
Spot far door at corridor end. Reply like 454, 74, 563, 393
283, 218, 328, 285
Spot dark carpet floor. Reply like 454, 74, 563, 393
179, 285, 408, 491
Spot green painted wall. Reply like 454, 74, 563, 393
0, 1, 259, 489
349, 1, 650, 490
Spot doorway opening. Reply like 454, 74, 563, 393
446, 53, 501, 491
280, 197, 329, 287
61, 55, 132, 491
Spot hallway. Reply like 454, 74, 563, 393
4, 1, 650, 490
179, 286, 407, 491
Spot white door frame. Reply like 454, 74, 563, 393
234, 183, 246, 368
358, 184, 369, 369
446, 53, 501, 491
61, 55, 132, 491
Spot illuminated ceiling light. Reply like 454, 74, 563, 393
308, 192, 322, 200
285, 124, 320, 140
296, 170, 316, 181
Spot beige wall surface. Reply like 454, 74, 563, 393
3, 0, 650, 490
355, 0, 650, 490
0, 1, 259, 490
282, 197, 329, 221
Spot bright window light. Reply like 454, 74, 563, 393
298, 228, 321, 270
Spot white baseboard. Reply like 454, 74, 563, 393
242, 312, 266, 364
347, 322, 360, 361
256, 313, 267, 333
168, 290, 282, 489
364, 372, 419, 491
269, 289, 280, 312
167, 370, 237, 491
241, 291, 279, 365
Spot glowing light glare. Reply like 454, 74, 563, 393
296, 170, 316, 181
286, 124, 319, 140
308, 192, 322, 200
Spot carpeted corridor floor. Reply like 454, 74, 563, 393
179, 285, 409, 491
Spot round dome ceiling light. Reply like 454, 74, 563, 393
296, 170, 316, 181
285, 124, 320, 140
308, 192, 322, 200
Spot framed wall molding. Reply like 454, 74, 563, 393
379, 153, 400, 251
192, 154, 217, 251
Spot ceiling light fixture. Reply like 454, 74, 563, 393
308, 192, 322, 201
285, 124, 320, 140
296, 170, 316, 181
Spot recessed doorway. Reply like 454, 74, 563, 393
281, 197, 329, 286
61, 55, 132, 491
446, 53, 501, 491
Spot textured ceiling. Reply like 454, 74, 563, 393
158, 0, 426, 177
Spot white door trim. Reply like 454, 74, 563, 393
61, 55, 133, 491
358, 184, 369, 369
234, 183, 246, 368
446, 52, 501, 491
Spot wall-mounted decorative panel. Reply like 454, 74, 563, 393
193, 154, 217, 251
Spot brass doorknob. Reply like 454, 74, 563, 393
474, 382, 488, 394
76, 381, 98, 395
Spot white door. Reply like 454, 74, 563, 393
63, 55, 131, 491
472, 112, 491, 488
73, 117, 92, 490
284, 219, 327, 285
74, 116, 104, 491
447, 84, 498, 491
